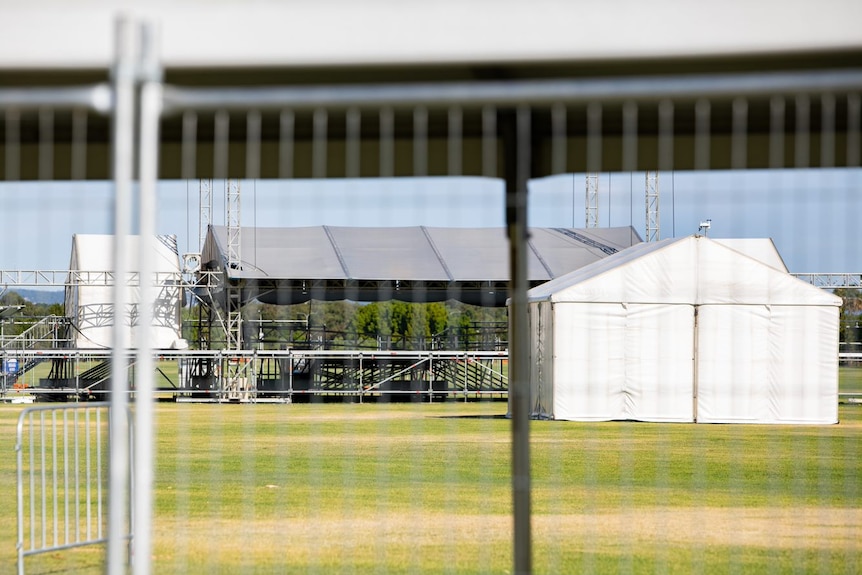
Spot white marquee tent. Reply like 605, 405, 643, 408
523, 235, 841, 424
65, 234, 184, 349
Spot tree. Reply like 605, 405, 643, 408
835, 288, 862, 343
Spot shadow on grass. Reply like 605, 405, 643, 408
434, 414, 509, 420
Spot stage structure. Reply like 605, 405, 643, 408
0, 225, 856, 403
183, 224, 641, 398
7, 234, 185, 399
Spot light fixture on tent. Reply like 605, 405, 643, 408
698, 219, 712, 236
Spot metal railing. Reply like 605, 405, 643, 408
15, 403, 132, 575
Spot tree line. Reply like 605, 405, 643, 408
184, 299, 509, 350
835, 288, 862, 343
0, 291, 64, 338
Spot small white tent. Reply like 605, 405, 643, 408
523, 236, 841, 424
65, 234, 184, 349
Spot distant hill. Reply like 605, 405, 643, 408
12, 289, 64, 305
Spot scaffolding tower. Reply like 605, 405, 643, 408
199, 179, 213, 253
585, 173, 599, 228
225, 179, 242, 351
645, 171, 660, 242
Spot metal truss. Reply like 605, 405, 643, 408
585, 173, 599, 228
645, 171, 660, 242
791, 273, 862, 288
0, 269, 219, 289
199, 179, 213, 252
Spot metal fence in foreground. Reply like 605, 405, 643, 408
15, 403, 132, 575
1, 15, 861, 575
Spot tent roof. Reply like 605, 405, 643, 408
527, 235, 841, 306
70, 234, 181, 273
201, 225, 641, 306
713, 238, 787, 272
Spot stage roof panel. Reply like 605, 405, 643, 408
202, 225, 642, 306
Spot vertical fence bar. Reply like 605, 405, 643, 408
658, 99, 674, 173
694, 100, 711, 171
63, 411, 69, 546
414, 107, 428, 177
795, 95, 810, 168
622, 101, 638, 173
769, 97, 785, 169
346, 107, 361, 178
379, 107, 394, 178
506, 105, 532, 575
181, 111, 197, 180
551, 103, 566, 176
97, 409, 103, 540
820, 94, 835, 168
74, 409, 80, 542
5, 108, 20, 181
16, 415, 24, 575
279, 110, 294, 180
107, 16, 136, 575
586, 102, 602, 173
40, 412, 46, 548
214, 110, 229, 181
71, 108, 88, 180
52, 412, 58, 546
246, 110, 262, 180
38, 108, 53, 180
448, 106, 462, 176
313, 108, 328, 179
482, 105, 497, 178
86, 410, 92, 541
848, 94, 860, 167
134, 21, 162, 575
29, 413, 35, 549
732, 98, 749, 170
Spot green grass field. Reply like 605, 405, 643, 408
2, 378, 861, 573
840, 365, 862, 394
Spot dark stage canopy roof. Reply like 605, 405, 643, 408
201, 225, 641, 306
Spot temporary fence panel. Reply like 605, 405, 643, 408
1, 14, 862, 575
15, 403, 132, 575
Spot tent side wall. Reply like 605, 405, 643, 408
696, 304, 839, 424
622, 303, 695, 422
529, 301, 554, 419
67, 235, 183, 350
550, 302, 626, 421
549, 302, 695, 422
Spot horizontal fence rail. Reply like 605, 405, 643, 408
161, 70, 862, 111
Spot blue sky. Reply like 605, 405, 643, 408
0, 168, 859, 275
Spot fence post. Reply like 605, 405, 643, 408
133, 18, 162, 575
505, 106, 532, 575
107, 16, 136, 575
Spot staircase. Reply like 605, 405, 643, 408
1, 316, 71, 352
2, 316, 72, 388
